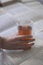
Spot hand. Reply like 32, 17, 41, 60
0, 35, 35, 50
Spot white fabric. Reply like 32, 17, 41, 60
24, 1, 41, 7
20, 49, 43, 65
4, 3, 43, 22
21, 0, 36, 2
3, 46, 43, 65
0, 26, 18, 38
33, 20, 43, 40
24, 2, 43, 16
0, 3, 43, 35
0, 13, 16, 32
37, 32, 43, 40
0, 0, 12, 3
0, 2, 43, 65
0, 8, 6, 15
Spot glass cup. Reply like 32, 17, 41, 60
17, 20, 34, 45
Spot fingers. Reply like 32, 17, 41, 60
2, 40, 34, 50
2, 38, 35, 50
0, 35, 35, 50
5, 37, 35, 45
7, 36, 35, 44
21, 43, 34, 50
7, 35, 33, 42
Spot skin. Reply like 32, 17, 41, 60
0, 35, 35, 50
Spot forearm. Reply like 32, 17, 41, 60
0, 37, 3, 48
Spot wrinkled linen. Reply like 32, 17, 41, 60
0, 2, 43, 65
0, 13, 16, 32
0, 0, 13, 3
